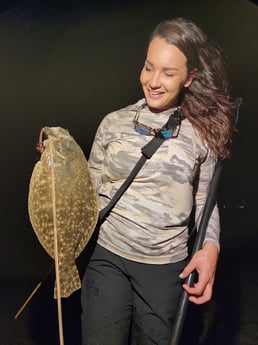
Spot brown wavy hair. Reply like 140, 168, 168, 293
150, 17, 239, 159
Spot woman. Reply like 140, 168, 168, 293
81, 17, 237, 345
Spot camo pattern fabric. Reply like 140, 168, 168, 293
89, 99, 220, 264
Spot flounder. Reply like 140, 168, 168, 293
28, 127, 98, 298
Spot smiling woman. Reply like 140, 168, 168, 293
140, 37, 194, 112
80, 17, 239, 345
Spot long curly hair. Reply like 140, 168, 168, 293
150, 17, 239, 159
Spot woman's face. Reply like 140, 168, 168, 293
140, 37, 193, 112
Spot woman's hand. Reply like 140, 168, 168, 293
179, 241, 219, 304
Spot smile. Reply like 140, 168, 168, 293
148, 90, 164, 97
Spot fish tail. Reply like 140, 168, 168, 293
54, 262, 81, 298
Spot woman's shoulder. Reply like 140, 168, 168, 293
181, 117, 211, 158
113, 98, 145, 116
101, 99, 145, 123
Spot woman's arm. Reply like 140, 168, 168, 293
180, 241, 219, 304
180, 151, 220, 304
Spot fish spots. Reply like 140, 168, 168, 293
28, 127, 99, 298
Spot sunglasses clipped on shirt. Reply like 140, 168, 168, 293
133, 106, 184, 140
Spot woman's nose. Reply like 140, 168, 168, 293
149, 72, 161, 88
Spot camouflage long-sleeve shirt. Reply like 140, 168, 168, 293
88, 99, 220, 264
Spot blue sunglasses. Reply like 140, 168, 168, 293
133, 108, 182, 139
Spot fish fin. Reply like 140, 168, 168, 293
54, 262, 81, 298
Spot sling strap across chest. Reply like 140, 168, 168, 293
98, 107, 184, 224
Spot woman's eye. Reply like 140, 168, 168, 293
145, 65, 153, 72
165, 73, 174, 77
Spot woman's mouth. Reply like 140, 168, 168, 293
148, 90, 164, 98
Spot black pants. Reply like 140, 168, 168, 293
81, 244, 186, 345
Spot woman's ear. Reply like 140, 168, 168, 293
184, 68, 198, 88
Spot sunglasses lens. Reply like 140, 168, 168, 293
133, 106, 181, 139
159, 129, 173, 139
135, 123, 151, 136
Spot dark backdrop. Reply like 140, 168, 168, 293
0, 1, 257, 343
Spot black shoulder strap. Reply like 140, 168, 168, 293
98, 108, 183, 224
98, 136, 163, 223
